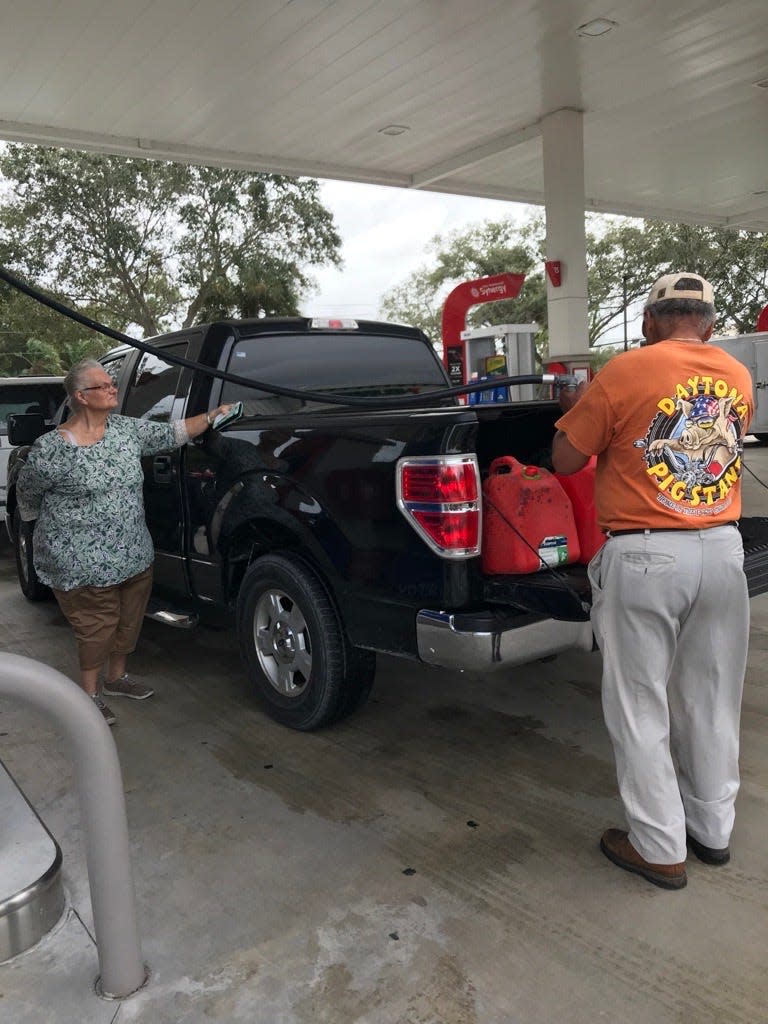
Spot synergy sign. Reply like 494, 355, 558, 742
441, 273, 525, 385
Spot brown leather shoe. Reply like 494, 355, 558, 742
600, 829, 687, 890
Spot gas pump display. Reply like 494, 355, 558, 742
461, 324, 539, 403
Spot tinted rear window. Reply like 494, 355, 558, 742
220, 332, 448, 413
0, 383, 64, 434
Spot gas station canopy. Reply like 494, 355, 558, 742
1, 0, 767, 232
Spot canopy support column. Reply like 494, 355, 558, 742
542, 109, 591, 369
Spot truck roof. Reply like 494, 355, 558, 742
102, 317, 431, 361
216, 317, 427, 339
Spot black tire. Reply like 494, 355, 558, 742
754, 434, 768, 446
237, 553, 350, 731
337, 646, 377, 720
13, 509, 50, 601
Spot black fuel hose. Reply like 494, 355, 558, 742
0, 265, 562, 409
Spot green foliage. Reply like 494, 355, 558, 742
377, 267, 445, 341
380, 213, 768, 361
625, 220, 768, 336
589, 344, 624, 372
21, 336, 112, 376
0, 145, 342, 372
380, 215, 547, 351
586, 218, 768, 341
0, 286, 110, 375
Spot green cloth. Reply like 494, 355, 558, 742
17, 415, 184, 591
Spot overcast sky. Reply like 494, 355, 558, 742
300, 179, 531, 320
301, 179, 653, 346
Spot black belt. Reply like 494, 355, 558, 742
607, 523, 737, 537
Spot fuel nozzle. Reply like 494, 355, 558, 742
541, 372, 581, 391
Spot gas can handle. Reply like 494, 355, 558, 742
489, 455, 519, 476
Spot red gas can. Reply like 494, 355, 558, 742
555, 457, 605, 564
482, 456, 580, 574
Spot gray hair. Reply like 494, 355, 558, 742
63, 358, 105, 409
645, 297, 715, 334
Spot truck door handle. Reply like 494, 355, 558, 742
153, 454, 173, 483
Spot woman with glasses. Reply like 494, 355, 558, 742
16, 358, 232, 725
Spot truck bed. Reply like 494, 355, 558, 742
483, 515, 768, 621
740, 516, 768, 597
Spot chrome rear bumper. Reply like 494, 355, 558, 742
416, 609, 594, 672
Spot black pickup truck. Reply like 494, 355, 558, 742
7, 317, 768, 729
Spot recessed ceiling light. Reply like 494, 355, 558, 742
378, 125, 410, 136
577, 17, 618, 37
753, 78, 768, 89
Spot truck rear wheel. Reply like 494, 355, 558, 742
338, 646, 376, 720
237, 553, 359, 730
13, 510, 50, 602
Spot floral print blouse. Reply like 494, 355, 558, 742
17, 415, 189, 591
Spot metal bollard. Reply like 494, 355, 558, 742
0, 652, 147, 998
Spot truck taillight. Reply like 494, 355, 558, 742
400, 462, 478, 503
396, 456, 481, 558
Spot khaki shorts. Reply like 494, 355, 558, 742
53, 566, 153, 671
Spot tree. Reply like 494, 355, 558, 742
380, 215, 547, 348
380, 213, 768, 359
628, 221, 768, 335
0, 285, 111, 375
586, 219, 768, 340
0, 145, 342, 370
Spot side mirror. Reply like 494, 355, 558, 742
7, 413, 51, 447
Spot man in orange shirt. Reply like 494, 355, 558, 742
553, 273, 753, 890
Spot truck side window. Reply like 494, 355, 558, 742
102, 357, 127, 387
123, 344, 188, 422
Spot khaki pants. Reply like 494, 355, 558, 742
53, 566, 154, 671
588, 525, 749, 863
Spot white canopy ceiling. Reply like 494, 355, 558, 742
1, 0, 767, 230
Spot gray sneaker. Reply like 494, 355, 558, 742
103, 675, 155, 700
92, 694, 116, 726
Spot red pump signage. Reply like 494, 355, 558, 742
441, 272, 525, 385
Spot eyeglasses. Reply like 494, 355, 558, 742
80, 382, 118, 393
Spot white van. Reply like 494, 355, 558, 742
0, 376, 65, 522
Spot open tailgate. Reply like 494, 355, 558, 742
484, 516, 768, 621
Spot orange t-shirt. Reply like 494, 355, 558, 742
555, 340, 754, 532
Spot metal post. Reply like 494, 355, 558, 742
0, 652, 146, 999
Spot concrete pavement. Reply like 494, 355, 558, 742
1, 447, 767, 1023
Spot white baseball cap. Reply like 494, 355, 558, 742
646, 272, 714, 307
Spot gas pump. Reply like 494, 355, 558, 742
460, 323, 540, 402
441, 273, 525, 394
440, 272, 587, 403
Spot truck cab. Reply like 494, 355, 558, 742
7, 321, 768, 731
